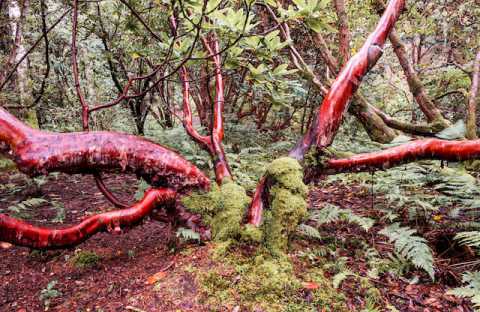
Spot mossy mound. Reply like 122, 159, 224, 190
197, 246, 348, 312
181, 179, 250, 241
71, 250, 101, 269
263, 157, 308, 256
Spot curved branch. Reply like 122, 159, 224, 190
94, 172, 129, 208
0, 188, 176, 249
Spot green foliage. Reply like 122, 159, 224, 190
454, 231, 480, 252
379, 224, 435, 280
297, 224, 322, 240
8, 197, 48, 219
332, 269, 354, 289
39, 280, 62, 310
448, 271, 480, 311
71, 250, 101, 269
176, 227, 201, 242
134, 179, 150, 201
308, 203, 375, 231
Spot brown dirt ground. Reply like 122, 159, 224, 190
0, 172, 476, 311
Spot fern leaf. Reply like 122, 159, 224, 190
379, 223, 435, 280
448, 271, 480, 311
332, 269, 354, 289
297, 224, 322, 239
310, 204, 374, 231
454, 231, 480, 251
176, 227, 200, 242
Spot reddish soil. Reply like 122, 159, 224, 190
0, 172, 207, 312
0, 172, 476, 311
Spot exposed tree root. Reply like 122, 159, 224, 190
0, 188, 176, 249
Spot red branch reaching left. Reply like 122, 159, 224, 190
0, 188, 176, 249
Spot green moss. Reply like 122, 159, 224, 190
263, 157, 308, 256
25, 110, 39, 129
211, 181, 250, 241
182, 180, 249, 241
198, 250, 302, 311
240, 224, 263, 243
197, 247, 348, 312
71, 251, 101, 269
0, 156, 15, 172
302, 267, 349, 311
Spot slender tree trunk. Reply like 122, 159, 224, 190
466, 51, 480, 139
333, 0, 351, 65
388, 29, 449, 126
8, 0, 29, 108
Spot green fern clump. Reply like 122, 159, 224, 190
379, 223, 435, 280
309, 203, 375, 232
448, 271, 480, 311
8, 197, 48, 219
454, 231, 480, 252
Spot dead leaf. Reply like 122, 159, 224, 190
303, 281, 320, 290
146, 271, 167, 285
0, 242, 12, 249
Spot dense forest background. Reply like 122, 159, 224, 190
0, 0, 480, 311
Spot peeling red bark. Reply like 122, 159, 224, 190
0, 107, 210, 191
315, 139, 480, 176
289, 0, 405, 160
0, 188, 176, 249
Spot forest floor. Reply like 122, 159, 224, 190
0, 171, 475, 311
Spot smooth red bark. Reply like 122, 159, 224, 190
289, 0, 406, 160
249, 0, 405, 226
247, 177, 266, 226
0, 107, 210, 191
175, 18, 232, 184
0, 188, 176, 249
316, 139, 480, 175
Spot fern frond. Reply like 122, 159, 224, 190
454, 231, 480, 251
176, 227, 200, 242
297, 224, 322, 239
379, 223, 435, 280
448, 271, 480, 311
332, 269, 354, 289
310, 204, 374, 231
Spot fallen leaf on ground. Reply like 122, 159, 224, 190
146, 271, 167, 285
303, 281, 320, 290
0, 242, 12, 249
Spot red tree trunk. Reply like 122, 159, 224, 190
289, 0, 406, 160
